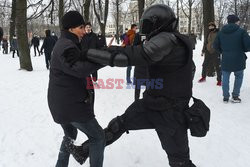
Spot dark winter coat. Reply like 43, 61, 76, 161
48, 30, 103, 124
41, 32, 56, 54
81, 32, 100, 50
31, 36, 40, 47
213, 23, 250, 72
189, 33, 197, 50
97, 34, 107, 48
52, 35, 58, 42
11, 37, 18, 50
133, 33, 149, 83
2, 38, 8, 49
203, 29, 219, 54
82, 32, 101, 81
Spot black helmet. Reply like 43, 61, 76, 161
140, 4, 178, 37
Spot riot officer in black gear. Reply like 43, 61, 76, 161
65, 4, 196, 167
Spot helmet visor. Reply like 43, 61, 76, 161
139, 19, 153, 35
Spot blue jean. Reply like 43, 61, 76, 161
56, 118, 105, 167
126, 66, 132, 83
222, 70, 244, 98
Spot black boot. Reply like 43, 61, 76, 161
63, 136, 89, 165
170, 160, 196, 167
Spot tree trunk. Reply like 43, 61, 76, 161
188, 0, 192, 35
177, 0, 179, 31
59, 0, 64, 30
234, 0, 238, 15
202, 0, 214, 41
116, 0, 120, 44
83, 0, 91, 22
16, 0, 33, 71
93, 0, 109, 36
9, 0, 17, 44
202, 0, 215, 76
138, 0, 145, 20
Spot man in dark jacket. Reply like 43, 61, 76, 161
2, 37, 8, 54
67, 5, 197, 167
11, 35, 19, 58
97, 32, 107, 48
214, 15, 250, 103
199, 22, 221, 86
47, 11, 105, 167
81, 22, 100, 82
31, 35, 40, 56
40, 29, 56, 69
52, 31, 58, 41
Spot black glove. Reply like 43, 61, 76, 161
63, 48, 86, 66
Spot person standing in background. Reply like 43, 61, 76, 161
2, 37, 8, 54
125, 24, 137, 84
40, 29, 56, 69
52, 31, 58, 41
11, 35, 19, 58
31, 35, 40, 56
199, 22, 221, 86
81, 22, 100, 83
97, 32, 107, 48
214, 15, 250, 103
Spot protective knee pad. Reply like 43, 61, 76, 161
105, 116, 127, 146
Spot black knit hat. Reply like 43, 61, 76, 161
61, 11, 85, 30
227, 15, 240, 24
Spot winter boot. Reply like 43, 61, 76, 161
223, 97, 229, 103
198, 77, 206, 83
231, 96, 241, 103
170, 160, 196, 167
216, 81, 222, 86
63, 136, 89, 165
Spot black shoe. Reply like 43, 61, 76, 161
169, 160, 196, 167
63, 136, 88, 165
232, 96, 241, 103
223, 97, 229, 103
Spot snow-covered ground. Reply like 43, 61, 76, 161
0, 38, 250, 167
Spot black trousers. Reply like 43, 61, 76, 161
45, 52, 51, 69
34, 46, 40, 56
12, 50, 19, 58
119, 99, 191, 165
202, 52, 221, 81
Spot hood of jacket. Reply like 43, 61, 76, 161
221, 23, 240, 34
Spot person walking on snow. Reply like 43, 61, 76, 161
213, 15, 250, 103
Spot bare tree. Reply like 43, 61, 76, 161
202, 0, 215, 40
58, 0, 64, 29
16, 0, 33, 71
138, 0, 145, 19
193, 1, 203, 39
180, 0, 196, 35
84, 0, 91, 22
215, 0, 228, 28
9, 0, 17, 42
93, 0, 109, 35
